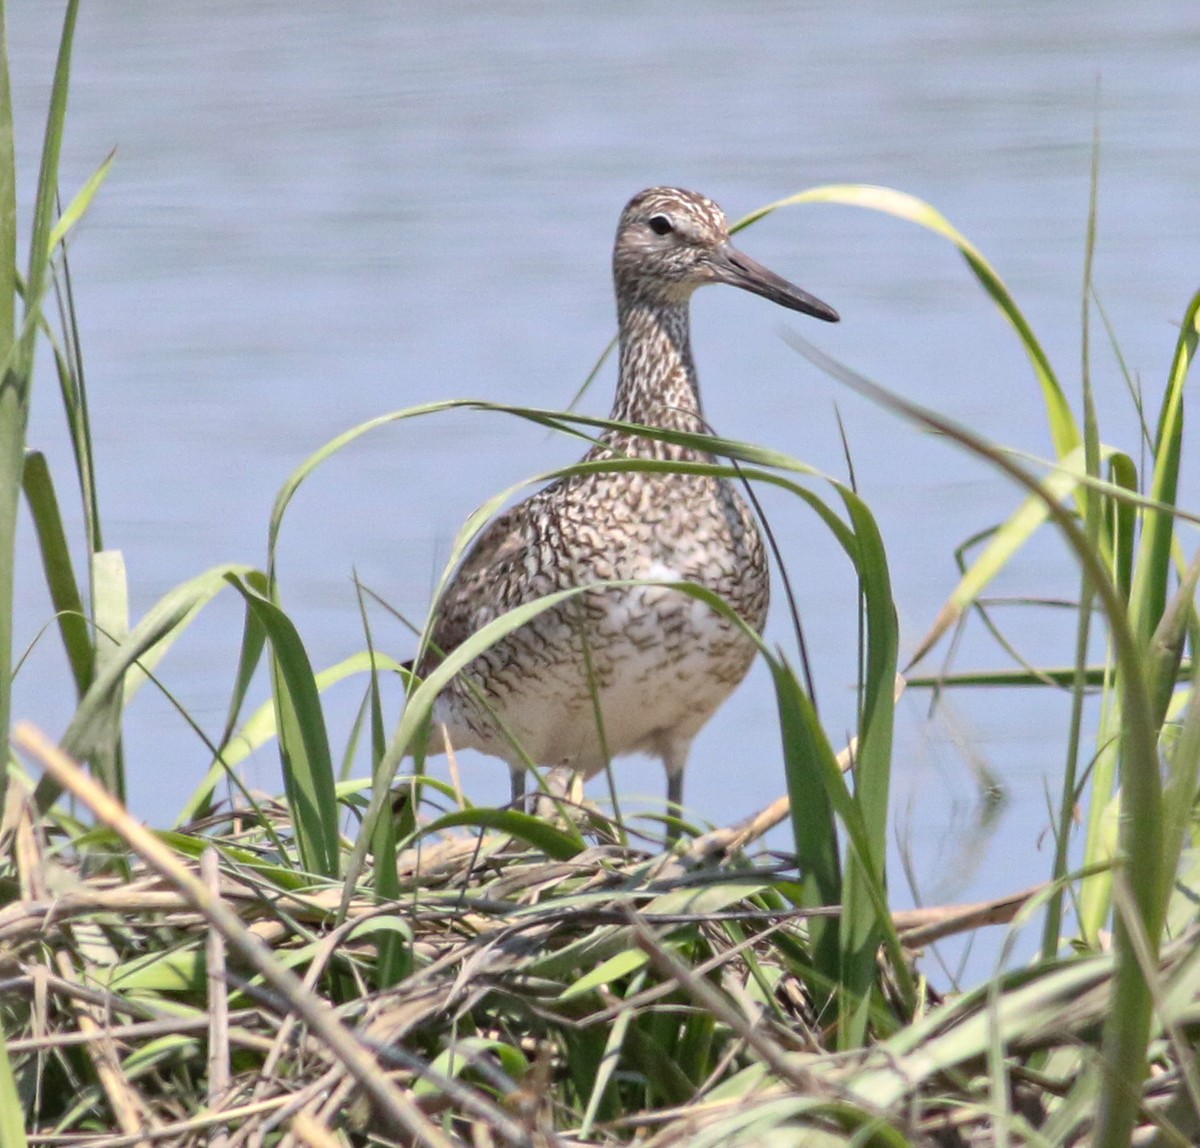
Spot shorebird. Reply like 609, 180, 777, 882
417, 187, 838, 817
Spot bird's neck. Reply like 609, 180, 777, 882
609, 299, 706, 441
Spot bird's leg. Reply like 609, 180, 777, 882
509, 766, 527, 811
666, 769, 684, 814
663, 739, 690, 842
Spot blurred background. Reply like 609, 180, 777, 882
8, 2, 1200, 982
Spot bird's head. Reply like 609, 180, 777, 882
613, 186, 839, 322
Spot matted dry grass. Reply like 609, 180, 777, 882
11, 722, 1190, 1148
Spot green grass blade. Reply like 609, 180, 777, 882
911, 446, 1157, 677
0, 0, 82, 780
837, 488, 900, 1046
364, 673, 409, 990
340, 583, 610, 906
21, 449, 92, 695
221, 596, 268, 742
1128, 289, 1200, 652
578, 967, 646, 1136
49, 226, 105, 557
1108, 450, 1138, 602
267, 397, 858, 568
23, 0, 77, 321
905, 664, 1141, 689
225, 572, 340, 879
354, 574, 408, 984
1042, 455, 1134, 958
266, 399, 468, 584
0, 5, 13, 354
1160, 649, 1200, 940
1145, 551, 1200, 734
47, 148, 113, 252
422, 808, 584, 859
786, 332, 1162, 1148
1081, 293, 1200, 945
770, 652, 841, 994
0, 1, 20, 781
190, 595, 270, 818
772, 639, 914, 1034
1078, 744, 1120, 943
1093, 298, 1200, 961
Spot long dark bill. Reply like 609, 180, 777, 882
711, 243, 839, 323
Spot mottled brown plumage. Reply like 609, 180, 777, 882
422, 187, 838, 813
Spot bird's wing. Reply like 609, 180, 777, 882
423, 498, 547, 666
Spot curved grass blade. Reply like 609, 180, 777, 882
908, 445, 1107, 670
266, 399, 470, 583
43, 247, 102, 560
21, 449, 92, 695
771, 648, 913, 1028
12, 0, 78, 388
785, 329, 1162, 1148
224, 572, 340, 880
421, 807, 584, 861
914, 449, 1187, 678
267, 397, 859, 571
190, 594, 270, 820
46, 148, 113, 253
563, 332, 618, 413
745, 183, 1079, 462
39, 563, 257, 809
349, 573, 409, 985
340, 584, 614, 905
413, 1037, 529, 1101
176, 649, 407, 826
1107, 449, 1138, 602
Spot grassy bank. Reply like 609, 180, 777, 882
3, 6, 1200, 1146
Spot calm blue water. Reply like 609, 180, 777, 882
9, 3, 1200, 980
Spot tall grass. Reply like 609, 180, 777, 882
773, 185, 1200, 1146
3, 6, 1200, 1145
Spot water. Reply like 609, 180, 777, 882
10, 2, 1200, 980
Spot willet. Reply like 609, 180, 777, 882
417, 187, 838, 817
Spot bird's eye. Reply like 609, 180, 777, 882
647, 215, 673, 236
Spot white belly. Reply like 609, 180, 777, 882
432, 573, 758, 776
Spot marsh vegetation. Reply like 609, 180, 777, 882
2, 7, 1200, 1147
